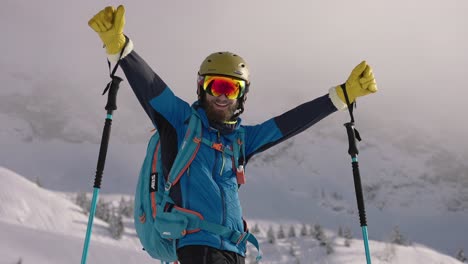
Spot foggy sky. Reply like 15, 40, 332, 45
1, 0, 468, 155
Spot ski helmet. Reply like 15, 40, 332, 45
198, 52, 250, 83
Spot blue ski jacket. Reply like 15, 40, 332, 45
119, 50, 338, 256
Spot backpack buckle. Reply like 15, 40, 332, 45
233, 231, 251, 246
211, 143, 224, 152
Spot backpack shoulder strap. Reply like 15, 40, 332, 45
164, 108, 202, 194
233, 126, 246, 185
234, 126, 245, 165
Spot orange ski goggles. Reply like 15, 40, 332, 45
199, 75, 247, 99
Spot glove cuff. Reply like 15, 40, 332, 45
328, 86, 348, 111
107, 38, 134, 64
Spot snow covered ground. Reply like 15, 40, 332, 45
0, 167, 463, 264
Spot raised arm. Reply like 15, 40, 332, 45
244, 94, 336, 161
245, 61, 378, 162
88, 5, 192, 178
88, 5, 191, 127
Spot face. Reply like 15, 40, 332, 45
203, 93, 239, 123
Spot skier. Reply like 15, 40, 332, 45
88, 5, 377, 264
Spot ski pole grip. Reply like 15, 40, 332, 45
344, 122, 359, 156
105, 76, 123, 111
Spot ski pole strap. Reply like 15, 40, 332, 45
102, 36, 129, 97
101, 36, 129, 111
341, 84, 362, 142
107, 35, 129, 78
340, 83, 355, 122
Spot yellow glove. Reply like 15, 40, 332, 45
88, 5, 126, 55
336, 61, 378, 104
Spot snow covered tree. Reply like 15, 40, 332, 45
344, 237, 351, 247
313, 224, 326, 245
118, 196, 134, 218
325, 241, 334, 255
311, 224, 334, 254
343, 227, 352, 247
251, 223, 261, 234
309, 224, 317, 237
76, 192, 90, 214
300, 223, 308, 236
456, 249, 467, 262
390, 225, 409, 246
267, 226, 276, 244
338, 226, 343, 237
95, 199, 111, 222
109, 212, 124, 239
288, 225, 296, 238
277, 225, 285, 239
35, 176, 42, 188
289, 245, 296, 257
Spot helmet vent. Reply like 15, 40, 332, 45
240, 64, 245, 68
207, 59, 212, 62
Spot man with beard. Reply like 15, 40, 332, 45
89, 5, 377, 264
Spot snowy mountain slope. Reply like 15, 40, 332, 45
0, 166, 91, 231
1, 218, 462, 264
0, 167, 141, 250
252, 233, 462, 264
0, 220, 151, 264
0, 168, 463, 264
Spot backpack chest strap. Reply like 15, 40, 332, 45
200, 137, 235, 156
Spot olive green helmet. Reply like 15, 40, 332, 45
198, 51, 250, 83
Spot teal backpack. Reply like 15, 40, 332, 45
133, 108, 262, 263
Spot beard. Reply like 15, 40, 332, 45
203, 99, 238, 123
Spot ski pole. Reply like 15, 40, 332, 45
341, 84, 372, 264
81, 75, 123, 264
81, 37, 128, 264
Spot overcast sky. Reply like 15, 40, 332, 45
1, 0, 467, 155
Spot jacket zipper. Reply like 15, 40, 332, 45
219, 132, 225, 175
220, 188, 226, 249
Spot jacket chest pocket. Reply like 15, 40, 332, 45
218, 150, 235, 177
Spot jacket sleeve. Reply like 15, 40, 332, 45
119, 50, 191, 129
119, 50, 191, 181
244, 94, 337, 162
